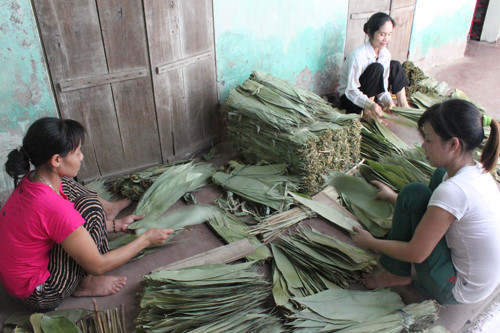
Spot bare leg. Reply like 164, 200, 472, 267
361, 268, 412, 290
395, 88, 410, 108
72, 275, 127, 297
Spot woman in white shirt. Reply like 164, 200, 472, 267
351, 99, 500, 304
338, 12, 410, 121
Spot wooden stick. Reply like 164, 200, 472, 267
152, 239, 255, 272
93, 299, 105, 333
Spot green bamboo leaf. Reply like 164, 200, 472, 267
289, 192, 362, 233
41, 316, 81, 333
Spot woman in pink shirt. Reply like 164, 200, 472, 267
0, 117, 174, 310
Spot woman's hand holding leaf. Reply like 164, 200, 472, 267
143, 228, 174, 247
351, 226, 376, 250
371, 180, 398, 205
117, 214, 145, 233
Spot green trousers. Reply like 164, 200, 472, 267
379, 168, 459, 304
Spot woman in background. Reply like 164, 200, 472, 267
0, 117, 174, 310
352, 99, 500, 304
337, 12, 410, 121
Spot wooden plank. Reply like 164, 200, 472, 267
58, 68, 147, 92
389, 3, 416, 62
144, 0, 182, 159
348, 0, 391, 15
178, 0, 215, 57
97, 0, 162, 170
59, 86, 128, 180
157, 51, 214, 74
32, 0, 115, 180
182, 59, 217, 146
152, 239, 255, 272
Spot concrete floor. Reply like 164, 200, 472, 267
1, 40, 499, 332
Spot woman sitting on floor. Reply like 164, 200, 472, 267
352, 99, 500, 304
338, 12, 410, 121
0, 117, 174, 310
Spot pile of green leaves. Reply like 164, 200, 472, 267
4, 307, 125, 333
287, 288, 439, 332
271, 227, 376, 311
207, 207, 272, 261
136, 262, 284, 332
113, 160, 192, 200
324, 172, 393, 237
212, 161, 299, 215
227, 70, 362, 195
250, 207, 316, 243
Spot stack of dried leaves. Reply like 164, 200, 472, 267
226, 70, 362, 195
287, 288, 439, 332
402, 61, 450, 97
271, 227, 376, 312
136, 262, 285, 332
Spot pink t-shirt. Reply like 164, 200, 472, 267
0, 173, 85, 298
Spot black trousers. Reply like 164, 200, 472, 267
341, 60, 409, 114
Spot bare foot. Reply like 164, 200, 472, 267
361, 269, 412, 290
72, 275, 127, 297
100, 198, 132, 221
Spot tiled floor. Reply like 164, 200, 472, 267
1, 40, 499, 332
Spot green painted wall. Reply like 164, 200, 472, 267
0, 0, 57, 198
213, 0, 348, 102
409, 0, 476, 68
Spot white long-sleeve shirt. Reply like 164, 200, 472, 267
337, 41, 393, 110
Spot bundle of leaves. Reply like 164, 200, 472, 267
227, 70, 362, 195
250, 207, 316, 243
4, 306, 125, 333
287, 288, 439, 332
207, 207, 272, 261
324, 172, 394, 237
402, 60, 449, 97
136, 262, 285, 332
271, 227, 376, 312
112, 160, 210, 200
212, 161, 299, 215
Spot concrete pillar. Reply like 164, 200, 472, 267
481, 0, 500, 42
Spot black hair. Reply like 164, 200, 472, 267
363, 12, 395, 39
5, 117, 86, 186
417, 99, 500, 173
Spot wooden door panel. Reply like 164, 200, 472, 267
33, 0, 162, 182
344, 0, 391, 58
145, 0, 217, 160
183, 59, 217, 146
178, 0, 215, 56
389, 1, 416, 62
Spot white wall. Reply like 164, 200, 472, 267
481, 0, 500, 43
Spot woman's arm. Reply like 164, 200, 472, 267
61, 226, 173, 275
352, 206, 455, 263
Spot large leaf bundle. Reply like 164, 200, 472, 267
402, 60, 449, 98
136, 262, 284, 332
227, 70, 362, 195
287, 288, 439, 332
212, 161, 298, 214
271, 227, 376, 311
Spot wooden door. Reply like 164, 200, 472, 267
32, 0, 216, 183
344, 0, 415, 62
144, 0, 217, 159
388, 0, 417, 62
